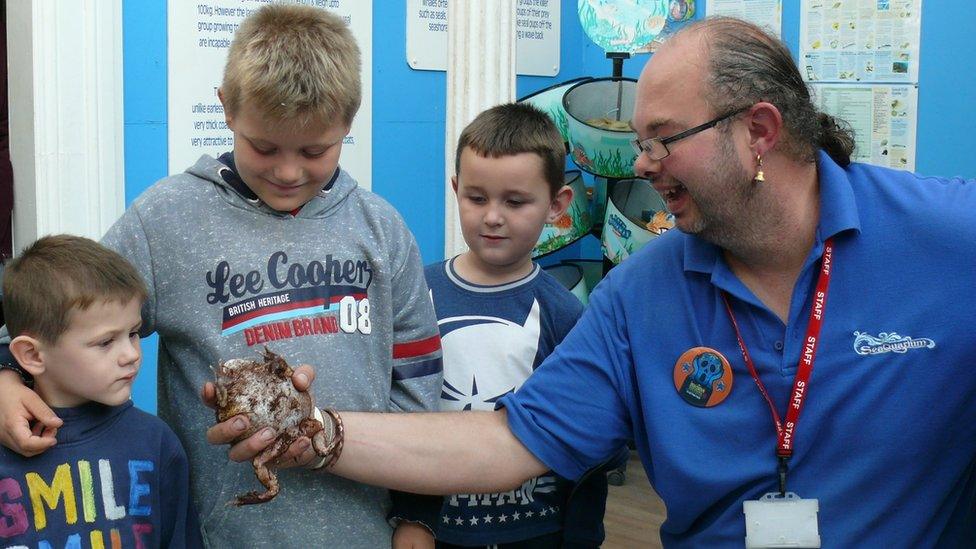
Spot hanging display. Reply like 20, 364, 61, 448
578, 0, 697, 53
523, 0, 696, 267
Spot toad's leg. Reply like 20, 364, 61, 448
233, 437, 290, 506
302, 417, 330, 456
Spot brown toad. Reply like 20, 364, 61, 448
212, 347, 331, 505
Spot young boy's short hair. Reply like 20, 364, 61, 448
2, 235, 147, 343
221, 4, 362, 129
454, 103, 565, 197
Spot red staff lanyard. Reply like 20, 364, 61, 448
721, 238, 834, 495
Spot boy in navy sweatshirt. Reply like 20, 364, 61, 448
0, 235, 202, 548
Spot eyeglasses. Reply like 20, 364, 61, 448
630, 106, 750, 161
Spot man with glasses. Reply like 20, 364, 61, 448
211, 17, 976, 547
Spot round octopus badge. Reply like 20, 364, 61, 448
673, 347, 733, 407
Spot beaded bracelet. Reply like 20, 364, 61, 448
311, 407, 345, 470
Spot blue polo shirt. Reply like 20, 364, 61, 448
501, 151, 976, 547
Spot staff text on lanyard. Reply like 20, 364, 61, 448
722, 238, 834, 496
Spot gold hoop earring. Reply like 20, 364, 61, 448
753, 153, 765, 183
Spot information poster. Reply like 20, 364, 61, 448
168, 1, 373, 188
706, 0, 782, 37
812, 83, 918, 170
800, 0, 922, 83
406, 0, 560, 76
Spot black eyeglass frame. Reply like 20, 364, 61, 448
630, 106, 751, 161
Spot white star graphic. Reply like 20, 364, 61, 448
442, 516, 451, 524
454, 517, 464, 525
484, 513, 494, 523
525, 511, 534, 518
469, 516, 479, 525
512, 511, 521, 521
499, 514, 508, 523
540, 508, 548, 516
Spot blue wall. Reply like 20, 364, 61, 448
122, 1, 167, 413
122, 0, 975, 412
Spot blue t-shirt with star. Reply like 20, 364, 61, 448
423, 258, 588, 546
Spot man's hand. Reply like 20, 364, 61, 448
392, 521, 435, 549
201, 364, 319, 468
0, 369, 62, 456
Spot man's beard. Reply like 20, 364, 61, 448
681, 135, 777, 254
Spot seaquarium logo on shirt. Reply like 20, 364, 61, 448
852, 331, 936, 356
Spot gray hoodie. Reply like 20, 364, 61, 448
102, 155, 443, 547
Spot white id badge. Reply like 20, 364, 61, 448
743, 492, 821, 548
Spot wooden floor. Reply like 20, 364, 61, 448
603, 452, 666, 548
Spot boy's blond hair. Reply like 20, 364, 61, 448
221, 4, 362, 128
455, 103, 566, 197
2, 235, 147, 343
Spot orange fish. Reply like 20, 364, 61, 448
573, 147, 591, 167
552, 213, 573, 229
646, 210, 674, 235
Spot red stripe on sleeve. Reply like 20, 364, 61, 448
392, 335, 441, 359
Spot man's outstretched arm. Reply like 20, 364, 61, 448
205, 368, 547, 493
332, 409, 548, 495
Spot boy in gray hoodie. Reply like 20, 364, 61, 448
0, 5, 443, 547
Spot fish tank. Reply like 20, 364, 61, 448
518, 77, 594, 148
601, 177, 674, 265
562, 77, 639, 179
